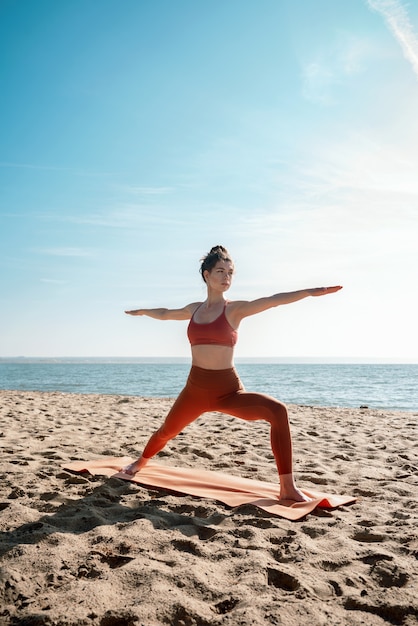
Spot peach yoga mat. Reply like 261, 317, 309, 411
63, 457, 356, 521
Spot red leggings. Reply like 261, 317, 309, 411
142, 366, 293, 476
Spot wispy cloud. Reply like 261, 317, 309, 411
302, 62, 337, 105
0, 162, 69, 171
58, 207, 187, 229
0, 162, 116, 177
367, 0, 418, 79
234, 131, 418, 269
116, 185, 174, 195
36, 204, 203, 230
35, 247, 95, 257
301, 36, 370, 105
284, 133, 418, 200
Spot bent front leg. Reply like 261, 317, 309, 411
141, 387, 203, 460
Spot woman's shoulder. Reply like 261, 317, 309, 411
225, 299, 248, 310
224, 300, 248, 327
186, 301, 204, 316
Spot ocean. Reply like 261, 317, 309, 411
0, 359, 416, 412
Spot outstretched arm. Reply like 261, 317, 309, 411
230, 286, 343, 323
125, 302, 200, 321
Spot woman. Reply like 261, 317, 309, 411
122, 245, 342, 502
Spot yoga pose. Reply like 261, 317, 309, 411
122, 245, 342, 502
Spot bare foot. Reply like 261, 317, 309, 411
279, 473, 312, 502
120, 456, 149, 475
280, 486, 312, 503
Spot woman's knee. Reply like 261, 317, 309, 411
268, 401, 289, 427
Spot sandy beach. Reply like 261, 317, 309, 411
0, 389, 417, 625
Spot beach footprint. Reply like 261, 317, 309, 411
266, 567, 300, 592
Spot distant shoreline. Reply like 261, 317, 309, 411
1, 356, 417, 364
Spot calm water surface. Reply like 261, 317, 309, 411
0, 361, 416, 412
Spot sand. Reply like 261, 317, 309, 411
0, 389, 417, 626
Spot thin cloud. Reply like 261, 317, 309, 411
0, 161, 116, 177
117, 185, 174, 195
61, 208, 186, 229
35, 247, 94, 257
302, 62, 337, 105
367, 0, 418, 79
0, 162, 69, 171
37, 204, 204, 229
301, 36, 369, 105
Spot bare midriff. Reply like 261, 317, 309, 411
191, 345, 235, 370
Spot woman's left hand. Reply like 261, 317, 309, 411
310, 286, 343, 296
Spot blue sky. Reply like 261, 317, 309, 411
1, 0, 417, 360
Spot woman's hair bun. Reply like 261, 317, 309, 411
209, 245, 228, 255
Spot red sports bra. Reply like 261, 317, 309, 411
187, 303, 238, 347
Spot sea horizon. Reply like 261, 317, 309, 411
0, 355, 417, 365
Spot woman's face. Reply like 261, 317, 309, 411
204, 260, 234, 292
